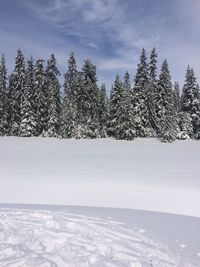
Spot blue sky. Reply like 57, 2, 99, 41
0, 0, 200, 89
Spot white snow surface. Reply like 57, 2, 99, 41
0, 137, 200, 217
0, 137, 200, 266
0, 206, 198, 267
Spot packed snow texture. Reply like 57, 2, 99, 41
0, 137, 200, 217
0, 206, 197, 267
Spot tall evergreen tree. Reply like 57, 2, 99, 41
109, 74, 123, 137
148, 47, 158, 84
115, 72, 136, 140
0, 55, 9, 135
145, 47, 158, 136
34, 59, 47, 135
10, 49, 25, 136
181, 66, 200, 138
155, 60, 178, 142
19, 58, 37, 137
61, 52, 79, 138
133, 48, 154, 137
63, 52, 79, 101
134, 48, 148, 92
77, 59, 100, 138
45, 54, 61, 137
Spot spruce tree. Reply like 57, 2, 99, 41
155, 60, 178, 142
0, 55, 9, 135
34, 59, 47, 135
144, 47, 158, 136
19, 58, 37, 137
134, 48, 148, 92
109, 74, 123, 137
61, 52, 79, 138
78, 59, 100, 138
115, 72, 136, 140
45, 54, 61, 137
63, 52, 79, 101
181, 66, 200, 138
10, 49, 25, 136
148, 47, 158, 84
133, 48, 153, 137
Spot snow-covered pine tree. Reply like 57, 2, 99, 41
134, 48, 148, 92
181, 66, 200, 138
19, 58, 37, 137
98, 83, 109, 137
61, 52, 79, 138
109, 74, 123, 137
133, 48, 152, 137
115, 71, 136, 140
155, 60, 178, 142
173, 82, 181, 112
63, 52, 79, 101
78, 59, 100, 138
124, 71, 131, 92
143, 47, 158, 136
45, 54, 61, 137
148, 47, 158, 84
34, 59, 47, 135
0, 55, 9, 135
10, 49, 25, 136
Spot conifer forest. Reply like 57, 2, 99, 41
0, 47, 200, 142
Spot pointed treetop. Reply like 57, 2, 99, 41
46, 54, 60, 76
0, 54, 7, 90
134, 48, 148, 90
68, 52, 77, 69
14, 49, 25, 72
149, 47, 158, 83
82, 59, 97, 84
123, 71, 131, 91
159, 59, 171, 87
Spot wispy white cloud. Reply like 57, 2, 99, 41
23, 0, 158, 73
1, 0, 200, 89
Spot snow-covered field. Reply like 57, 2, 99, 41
0, 137, 200, 266
0, 137, 200, 217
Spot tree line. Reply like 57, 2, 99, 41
0, 48, 200, 142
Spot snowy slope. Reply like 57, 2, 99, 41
0, 137, 199, 217
0, 205, 199, 267
0, 137, 200, 266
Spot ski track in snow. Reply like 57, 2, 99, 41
0, 208, 195, 267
